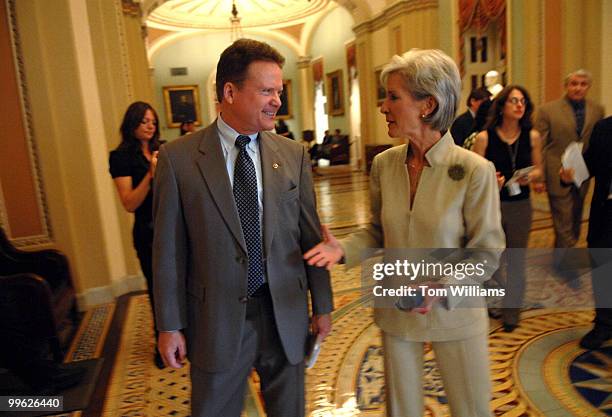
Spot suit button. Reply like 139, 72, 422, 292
238, 296, 249, 303
235, 256, 246, 264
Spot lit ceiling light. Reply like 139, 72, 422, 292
230, 0, 243, 40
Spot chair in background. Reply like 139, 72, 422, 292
0, 273, 64, 361
0, 227, 78, 352
329, 135, 350, 165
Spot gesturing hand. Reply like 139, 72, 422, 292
303, 225, 344, 270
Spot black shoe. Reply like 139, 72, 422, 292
579, 327, 611, 350
488, 308, 502, 319
503, 323, 518, 333
154, 351, 166, 369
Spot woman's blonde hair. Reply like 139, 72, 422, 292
381, 49, 461, 132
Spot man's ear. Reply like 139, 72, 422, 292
223, 82, 236, 104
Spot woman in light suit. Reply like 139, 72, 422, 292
305, 49, 505, 417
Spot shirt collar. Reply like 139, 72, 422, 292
216, 113, 259, 154
565, 96, 586, 110
424, 131, 455, 167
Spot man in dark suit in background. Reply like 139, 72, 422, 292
153, 39, 333, 417
450, 87, 491, 146
561, 116, 612, 349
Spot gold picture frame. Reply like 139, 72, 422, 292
277, 80, 292, 120
162, 85, 202, 128
326, 70, 344, 116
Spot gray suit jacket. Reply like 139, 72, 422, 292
152, 122, 333, 372
535, 97, 604, 197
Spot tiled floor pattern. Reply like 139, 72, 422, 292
97, 290, 607, 416
94, 167, 609, 416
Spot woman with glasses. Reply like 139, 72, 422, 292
109, 101, 165, 368
472, 85, 544, 332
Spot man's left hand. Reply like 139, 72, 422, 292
311, 314, 332, 340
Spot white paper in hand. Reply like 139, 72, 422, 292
507, 165, 535, 184
561, 142, 589, 187
305, 333, 323, 369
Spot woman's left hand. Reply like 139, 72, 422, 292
517, 175, 530, 186
412, 282, 443, 315
150, 151, 159, 177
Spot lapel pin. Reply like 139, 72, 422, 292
273, 163, 279, 169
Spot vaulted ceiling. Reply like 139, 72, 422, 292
140, 0, 387, 31
146, 0, 332, 30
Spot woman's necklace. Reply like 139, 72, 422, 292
406, 148, 425, 209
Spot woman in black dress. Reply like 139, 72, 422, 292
473, 85, 544, 331
109, 101, 164, 368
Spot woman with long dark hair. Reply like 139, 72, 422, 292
109, 101, 164, 368
473, 85, 544, 332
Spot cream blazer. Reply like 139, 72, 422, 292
342, 133, 505, 341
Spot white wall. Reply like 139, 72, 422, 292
309, 7, 355, 136
151, 32, 301, 140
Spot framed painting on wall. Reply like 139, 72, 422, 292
162, 85, 202, 128
276, 80, 292, 120
326, 70, 344, 116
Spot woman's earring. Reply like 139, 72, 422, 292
420, 114, 426, 119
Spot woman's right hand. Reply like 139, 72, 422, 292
303, 225, 344, 270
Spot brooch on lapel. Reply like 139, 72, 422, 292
447, 164, 465, 181
273, 163, 279, 169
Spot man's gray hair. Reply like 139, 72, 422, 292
381, 48, 461, 132
564, 69, 592, 86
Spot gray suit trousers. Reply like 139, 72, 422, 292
190, 290, 305, 417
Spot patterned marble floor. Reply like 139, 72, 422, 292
89, 166, 610, 417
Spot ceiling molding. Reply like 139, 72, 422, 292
147, 28, 302, 61
146, 0, 331, 31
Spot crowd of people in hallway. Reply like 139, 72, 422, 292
101, 38, 609, 417
451, 69, 609, 347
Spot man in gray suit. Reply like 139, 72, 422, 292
535, 70, 604, 253
153, 39, 333, 417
